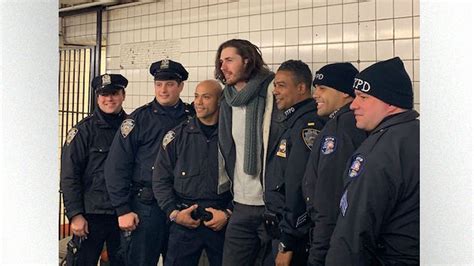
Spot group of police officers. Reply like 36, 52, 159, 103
60, 38, 419, 266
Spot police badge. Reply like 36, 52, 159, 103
302, 128, 320, 150
162, 130, 176, 149
160, 59, 169, 69
321, 136, 336, 155
348, 155, 364, 178
276, 139, 287, 158
102, 74, 111, 86
66, 128, 78, 145
120, 119, 135, 138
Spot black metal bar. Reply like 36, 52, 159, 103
89, 47, 96, 113
82, 49, 87, 119
72, 49, 78, 126
58, 50, 65, 240
58, 110, 90, 115
76, 49, 82, 124
60, 50, 67, 147
59, 5, 102, 18
90, 8, 103, 113
65, 50, 72, 138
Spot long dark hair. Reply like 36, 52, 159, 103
214, 39, 270, 84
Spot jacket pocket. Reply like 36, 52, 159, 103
174, 166, 201, 198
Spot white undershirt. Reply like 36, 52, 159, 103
231, 106, 264, 206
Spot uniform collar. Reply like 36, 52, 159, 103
329, 102, 352, 119
371, 109, 419, 135
283, 98, 317, 126
185, 117, 218, 136
93, 108, 125, 128
150, 98, 190, 116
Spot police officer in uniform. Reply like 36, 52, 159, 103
153, 79, 232, 266
302, 63, 367, 265
264, 60, 326, 266
325, 57, 419, 265
104, 59, 194, 266
60, 74, 128, 265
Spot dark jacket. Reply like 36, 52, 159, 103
104, 99, 194, 216
264, 98, 326, 250
326, 110, 420, 266
302, 103, 367, 266
152, 117, 232, 217
60, 108, 126, 219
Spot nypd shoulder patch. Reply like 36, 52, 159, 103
120, 119, 135, 138
302, 128, 320, 150
162, 130, 176, 149
340, 189, 348, 216
66, 128, 78, 145
321, 136, 337, 155
348, 155, 365, 178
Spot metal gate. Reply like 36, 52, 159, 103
58, 47, 96, 239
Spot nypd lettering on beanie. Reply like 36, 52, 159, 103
352, 57, 413, 109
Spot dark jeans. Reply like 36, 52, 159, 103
123, 199, 168, 266
222, 202, 272, 266
67, 214, 123, 266
165, 223, 225, 266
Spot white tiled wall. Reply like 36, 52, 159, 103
62, 0, 420, 113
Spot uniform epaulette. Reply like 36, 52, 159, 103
129, 102, 152, 117
73, 113, 94, 128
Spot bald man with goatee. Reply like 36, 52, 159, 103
153, 80, 232, 266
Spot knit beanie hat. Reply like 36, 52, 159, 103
353, 57, 413, 109
313, 62, 358, 97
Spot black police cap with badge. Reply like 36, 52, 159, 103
149, 59, 189, 82
352, 56, 413, 109
92, 74, 128, 95
313, 62, 358, 97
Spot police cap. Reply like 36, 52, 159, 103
92, 74, 128, 95
149, 59, 189, 82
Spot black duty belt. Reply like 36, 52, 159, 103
263, 211, 281, 239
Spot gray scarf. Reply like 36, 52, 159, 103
219, 71, 275, 175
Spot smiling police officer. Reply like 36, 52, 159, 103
302, 63, 367, 266
104, 59, 194, 266
325, 57, 420, 265
60, 74, 128, 266
153, 80, 232, 266
264, 60, 326, 266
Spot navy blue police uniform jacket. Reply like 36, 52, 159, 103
302, 102, 367, 265
264, 98, 326, 250
104, 99, 194, 216
60, 108, 126, 219
326, 110, 420, 266
152, 117, 232, 218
